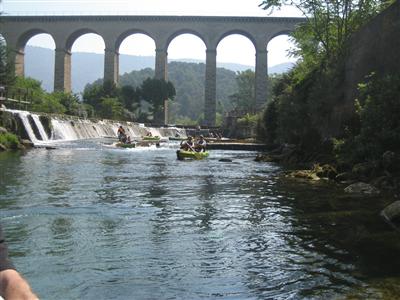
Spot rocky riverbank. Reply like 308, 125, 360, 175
255, 144, 400, 196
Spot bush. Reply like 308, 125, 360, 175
0, 132, 20, 150
339, 73, 400, 162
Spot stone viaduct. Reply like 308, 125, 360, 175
0, 15, 304, 125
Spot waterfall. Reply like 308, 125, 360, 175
5, 109, 188, 145
31, 114, 49, 141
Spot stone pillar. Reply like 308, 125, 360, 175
155, 48, 168, 124
54, 48, 71, 92
204, 48, 217, 127
13, 50, 24, 77
155, 48, 167, 80
104, 48, 119, 85
255, 49, 268, 109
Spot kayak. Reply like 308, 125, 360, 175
142, 136, 160, 141
176, 150, 209, 160
115, 142, 136, 148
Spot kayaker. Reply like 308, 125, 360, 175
180, 136, 194, 151
117, 126, 127, 143
195, 135, 207, 152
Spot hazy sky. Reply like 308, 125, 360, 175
2, 0, 302, 67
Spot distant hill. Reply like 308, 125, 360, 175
24, 46, 293, 93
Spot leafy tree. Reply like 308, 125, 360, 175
259, 0, 390, 63
229, 70, 256, 114
98, 97, 124, 120
140, 78, 176, 122
119, 85, 141, 111
0, 36, 15, 87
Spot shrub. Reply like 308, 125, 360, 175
0, 132, 20, 150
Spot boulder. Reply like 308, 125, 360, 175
336, 172, 355, 182
352, 161, 379, 179
344, 182, 380, 195
20, 139, 33, 148
0, 143, 6, 152
288, 170, 320, 181
314, 164, 337, 180
0, 126, 7, 134
381, 201, 400, 228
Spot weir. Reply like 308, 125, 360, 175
5, 109, 187, 145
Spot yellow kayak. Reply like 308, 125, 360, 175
176, 150, 209, 160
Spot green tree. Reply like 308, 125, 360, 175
229, 70, 256, 114
98, 97, 124, 120
140, 78, 176, 122
259, 0, 389, 63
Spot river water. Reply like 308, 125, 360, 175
0, 139, 399, 299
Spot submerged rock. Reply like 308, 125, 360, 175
219, 158, 233, 162
344, 182, 380, 195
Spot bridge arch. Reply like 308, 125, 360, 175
216, 30, 257, 50
65, 28, 103, 51
166, 29, 207, 50
115, 29, 155, 51
13, 30, 55, 80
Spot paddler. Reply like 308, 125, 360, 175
180, 136, 195, 151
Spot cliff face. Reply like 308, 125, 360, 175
344, 0, 400, 102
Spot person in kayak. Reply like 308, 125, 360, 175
117, 126, 127, 143
195, 135, 207, 152
180, 136, 195, 151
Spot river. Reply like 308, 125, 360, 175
0, 139, 399, 299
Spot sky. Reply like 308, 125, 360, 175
2, 0, 303, 67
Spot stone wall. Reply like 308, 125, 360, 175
344, 0, 400, 102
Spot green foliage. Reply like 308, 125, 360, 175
32, 95, 66, 114
140, 77, 176, 121
98, 97, 124, 120
337, 73, 400, 162
260, 0, 388, 63
119, 62, 238, 124
237, 113, 258, 126
229, 70, 256, 113
0, 132, 20, 150
0, 37, 15, 87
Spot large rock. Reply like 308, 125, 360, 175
344, 182, 380, 195
381, 201, 400, 228
352, 161, 379, 180
0, 126, 7, 134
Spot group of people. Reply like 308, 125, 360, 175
180, 135, 207, 152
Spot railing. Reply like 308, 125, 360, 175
0, 86, 33, 110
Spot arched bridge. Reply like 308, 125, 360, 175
0, 15, 305, 125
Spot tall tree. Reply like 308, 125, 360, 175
259, 0, 391, 64
228, 70, 256, 114
140, 78, 176, 122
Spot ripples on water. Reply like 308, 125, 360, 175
0, 140, 399, 299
